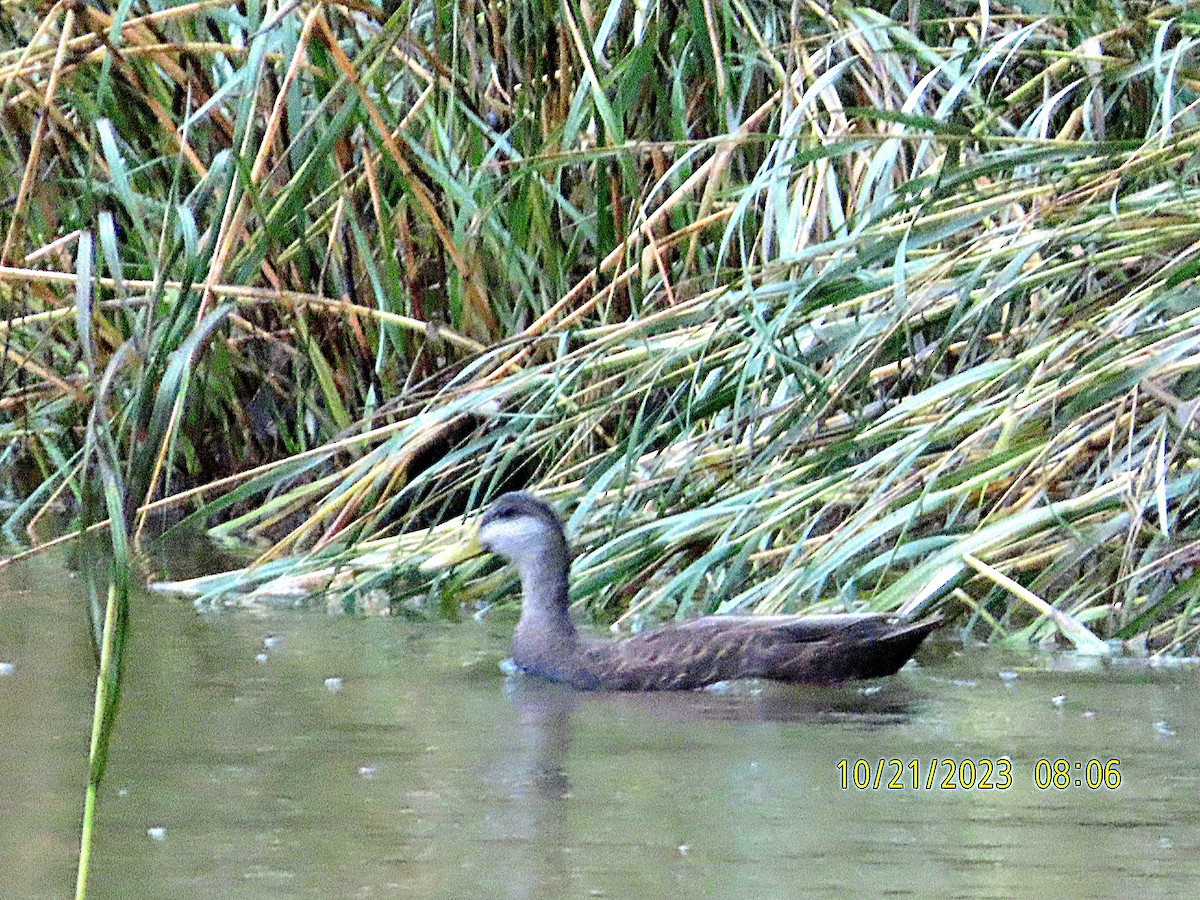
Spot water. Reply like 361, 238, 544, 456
3, 552, 1200, 898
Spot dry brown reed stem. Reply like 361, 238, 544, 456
255, 406, 492, 562
312, 10, 472, 300
0, 402, 457, 571
0, 265, 486, 352
0, 0, 248, 88
0, 2, 63, 113
2, 6, 73, 265
22, 229, 83, 265
202, 6, 322, 314
76, 4, 234, 135
469, 87, 787, 391
0, 338, 88, 401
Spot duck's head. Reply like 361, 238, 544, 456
419, 491, 569, 575
478, 491, 568, 568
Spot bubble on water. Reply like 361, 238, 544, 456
147, 826, 167, 841
0, 662, 14, 677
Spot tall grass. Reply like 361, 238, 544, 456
2, 0, 1199, 661
11, 4, 1199, 890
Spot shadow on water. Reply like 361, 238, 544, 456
505, 671, 931, 731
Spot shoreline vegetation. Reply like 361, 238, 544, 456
2, 0, 1199, 655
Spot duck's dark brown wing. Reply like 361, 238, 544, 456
572, 613, 942, 691
749, 615, 943, 685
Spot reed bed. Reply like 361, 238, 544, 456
2, 0, 1199, 657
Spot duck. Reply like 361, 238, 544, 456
448, 491, 942, 691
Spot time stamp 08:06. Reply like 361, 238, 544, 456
836, 758, 1122, 791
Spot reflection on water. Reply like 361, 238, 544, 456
489, 677, 938, 899
3, 555, 1200, 897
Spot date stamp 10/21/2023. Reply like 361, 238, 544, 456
836, 758, 1122, 791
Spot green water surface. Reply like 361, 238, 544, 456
2, 551, 1198, 898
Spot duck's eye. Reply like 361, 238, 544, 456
488, 507, 515, 522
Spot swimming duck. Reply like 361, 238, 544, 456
457, 492, 941, 691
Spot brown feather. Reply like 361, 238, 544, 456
561, 615, 942, 690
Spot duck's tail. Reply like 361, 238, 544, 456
767, 615, 944, 685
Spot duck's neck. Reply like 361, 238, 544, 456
511, 546, 578, 669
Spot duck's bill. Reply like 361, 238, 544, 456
419, 530, 484, 572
